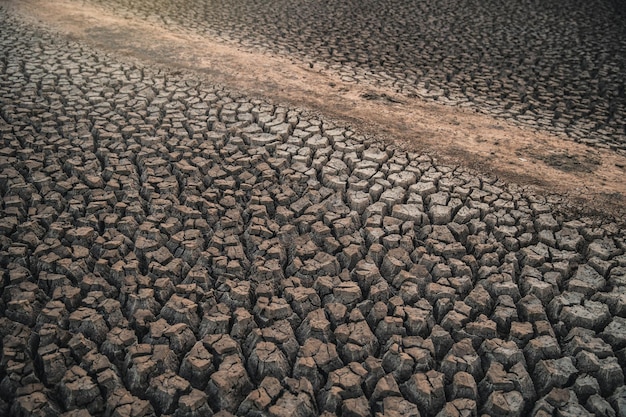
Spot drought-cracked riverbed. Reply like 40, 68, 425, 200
1, 1, 626, 416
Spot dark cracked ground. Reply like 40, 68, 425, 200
2, 1, 626, 417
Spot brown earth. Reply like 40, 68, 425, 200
5, 0, 626, 218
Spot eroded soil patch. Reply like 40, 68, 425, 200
5, 0, 626, 217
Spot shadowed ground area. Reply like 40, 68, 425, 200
1, 1, 626, 417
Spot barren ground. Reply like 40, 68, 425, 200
4, 1, 626, 416
7, 0, 626, 218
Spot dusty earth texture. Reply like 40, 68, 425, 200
47, 0, 626, 152
7, 0, 626, 209
2, 2, 626, 417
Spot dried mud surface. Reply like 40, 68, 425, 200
1, 1, 626, 417
6, 0, 626, 216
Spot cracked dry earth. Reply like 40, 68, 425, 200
1, 2, 626, 417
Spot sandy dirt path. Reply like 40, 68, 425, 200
5, 0, 626, 217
